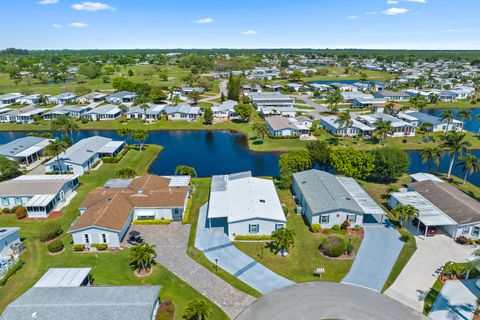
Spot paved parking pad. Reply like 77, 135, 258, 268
429, 279, 480, 320
195, 204, 294, 294
342, 222, 404, 292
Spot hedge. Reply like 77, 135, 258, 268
91, 243, 108, 251
133, 219, 172, 225
234, 235, 273, 241
0, 260, 25, 287
39, 222, 62, 242
311, 224, 321, 233
102, 148, 129, 163
73, 244, 85, 251
320, 236, 345, 257
48, 240, 64, 253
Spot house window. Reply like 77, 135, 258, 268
275, 223, 284, 231
14, 197, 22, 205
347, 214, 356, 223
137, 215, 154, 220
1, 198, 10, 206
320, 215, 329, 224
84, 234, 90, 244
249, 224, 259, 234
101, 234, 108, 244
473, 227, 480, 237
462, 227, 470, 235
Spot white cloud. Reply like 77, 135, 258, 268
69, 22, 88, 28
51, 24, 63, 29
347, 15, 358, 20
193, 17, 214, 24
38, 0, 58, 4
242, 30, 257, 35
71, 2, 115, 11
365, 11, 378, 15
387, 0, 399, 3
406, 0, 427, 3
382, 7, 409, 15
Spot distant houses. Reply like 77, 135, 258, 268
127, 103, 165, 121
320, 115, 374, 137
0, 136, 51, 165
165, 104, 201, 121
207, 171, 286, 240
0, 93, 24, 105
47, 92, 77, 105
249, 92, 294, 111
373, 90, 411, 102
398, 111, 463, 132
211, 100, 238, 119
43, 105, 91, 120
0, 106, 47, 124
357, 113, 416, 137
105, 91, 137, 104
77, 92, 107, 104
84, 104, 123, 121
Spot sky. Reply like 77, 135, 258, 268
1, 0, 479, 50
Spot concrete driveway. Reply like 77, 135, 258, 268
342, 222, 404, 292
236, 282, 425, 320
195, 204, 294, 294
128, 223, 255, 318
429, 279, 480, 320
385, 229, 476, 312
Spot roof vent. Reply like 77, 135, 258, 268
259, 199, 266, 203
344, 196, 352, 201
31, 312, 38, 319
0, 229, 6, 233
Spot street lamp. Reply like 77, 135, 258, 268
215, 258, 218, 272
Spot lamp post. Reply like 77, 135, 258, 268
215, 258, 218, 272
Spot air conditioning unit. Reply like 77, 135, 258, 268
10, 242, 24, 255
295, 206, 303, 214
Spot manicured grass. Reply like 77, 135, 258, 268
0, 145, 228, 320
424, 99, 480, 109
185, 178, 261, 298
382, 228, 417, 292
234, 184, 362, 283
423, 278, 444, 315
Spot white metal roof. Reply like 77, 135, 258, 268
15, 139, 51, 157
98, 141, 124, 154
410, 173, 444, 183
25, 194, 56, 207
391, 191, 456, 226
337, 177, 386, 216
162, 176, 191, 187
34, 268, 92, 288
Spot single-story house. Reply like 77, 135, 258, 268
207, 171, 286, 241
373, 90, 411, 102
265, 115, 310, 137
264, 84, 284, 92
127, 103, 165, 121
341, 92, 373, 103
18, 94, 50, 106
0, 93, 24, 105
242, 84, 262, 93
211, 100, 238, 118
260, 106, 298, 117
44, 136, 124, 175
47, 92, 77, 104
43, 105, 91, 120
292, 170, 385, 227
84, 104, 122, 121
247, 72, 278, 80
181, 87, 204, 94
399, 111, 463, 132
248, 93, 294, 110
69, 175, 190, 248
389, 179, 480, 239
331, 83, 358, 92
287, 83, 308, 92
0, 285, 160, 320
310, 83, 333, 92
0, 106, 47, 124
77, 92, 107, 104
352, 97, 387, 109
320, 115, 374, 137
0, 136, 51, 165
0, 175, 79, 218
0, 227, 21, 258
105, 91, 137, 104
357, 113, 416, 137
165, 104, 201, 121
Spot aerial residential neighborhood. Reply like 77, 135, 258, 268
1, 1, 480, 320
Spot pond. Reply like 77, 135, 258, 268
421, 108, 480, 134
0, 130, 479, 186
306, 80, 382, 85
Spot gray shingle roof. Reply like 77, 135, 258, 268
293, 170, 364, 215
0, 286, 160, 320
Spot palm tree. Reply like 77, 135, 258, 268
45, 138, 68, 174
420, 146, 444, 172
383, 102, 396, 115
456, 153, 480, 185
335, 110, 353, 131
252, 122, 268, 140
116, 168, 137, 178
457, 109, 472, 132
374, 119, 392, 145
392, 205, 419, 228
183, 299, 211, 320
326, 90, 343, 114
399, 104, 410, 114
271, 227, 295, 256
133, 129, 148, 151
140, 104, 149, 122
441, 132, 472, 179
440, 110, 455, 133
128, 242, 157, 273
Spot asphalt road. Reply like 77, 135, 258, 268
236, 282, 426, 320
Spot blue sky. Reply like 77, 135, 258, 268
1, 0, 479, 50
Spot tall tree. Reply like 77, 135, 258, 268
175, 165, 197, 177
227, 74, 241, 101
326, 90, 343, 114
371, 147, 410, 181
203, 108, 213, 124
140, 104, 149, 122
183, 299, 211, 320
234, 102, 253, 122
457, 109, 472, 132
279, 150, 313, 188
441, 132, 471, 179
45, 138, 68, 174
335, 110, 353, 130
271, 227, 296, 255
392, 205, 418, 228
420, 146, 444, 172
133, 129, 148, 152
456, 153, 480, 185
374, 119, 392, 144
440, 110, 455, 133
306, 140, 331, 170
252, 122, 268, 140
0, 156, 20, 181
128, 242, 157, 272
329, 148, 375, 179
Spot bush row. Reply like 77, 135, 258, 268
91, 243, 108, 251
0, 260, 25, 287
234, 235, 273, 241
102, 148, 129, 163
133, 219, 172, 225
74, 244, 85, 251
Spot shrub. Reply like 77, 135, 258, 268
39, 222, 62, 242
234, 235, 273, 241
91, 160, 101, 169
133, 219, 172, 225
0, 260, 25, 287
456, 235, 468, 245
156, 314, 170, 320
48, 240, 64, 253
311, 224, 321, 233
341, 220, 350, 230
332, 224, 341, 231
91, 243, 108, 251
399, 233, 410, 242
322, 228, 347, 235
354, 224, 360, 231
320, 236, 346, 257
73, 244, 85, 251
15, 206, 27, 219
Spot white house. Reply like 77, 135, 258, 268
0, 175, 79, 218
84, 104, 122, 121
44, 136, 124, 175
352, 97, 387, 109
127, 103, 165, 122
373, 90, 411, 102
18, 94, 50, 106
0, 227, 21, 258
43, 105, 91, 120
0, 106, 47, 124
320, 115, 374, 137
77, 92, 107, 104
105, 91, 137, 104
165, 104, 201, 121
248, 92, 294, 111
357, 113, 416, 137
69, 175, 190, 248
0, 136, 51, 166
211, 100, 238, 118
47, 92, 77, 104
341, 92, 373, 103
398, 111, 463, 132
265, 115, 310, 137
292, 170, 385, 228
207, 171, 287, 241
0, 93, 24, 105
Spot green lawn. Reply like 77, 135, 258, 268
234, 184, 362, 283
0, 145, 228, 320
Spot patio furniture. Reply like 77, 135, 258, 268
313, 267, 325, 277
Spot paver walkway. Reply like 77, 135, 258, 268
130, 223, 255, 319
429, 279, 480, 320
195, 204, 294, 294
385, 228, 475, 312
342, 221, 404, 292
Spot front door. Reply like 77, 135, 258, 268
172, 208, 182, 221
